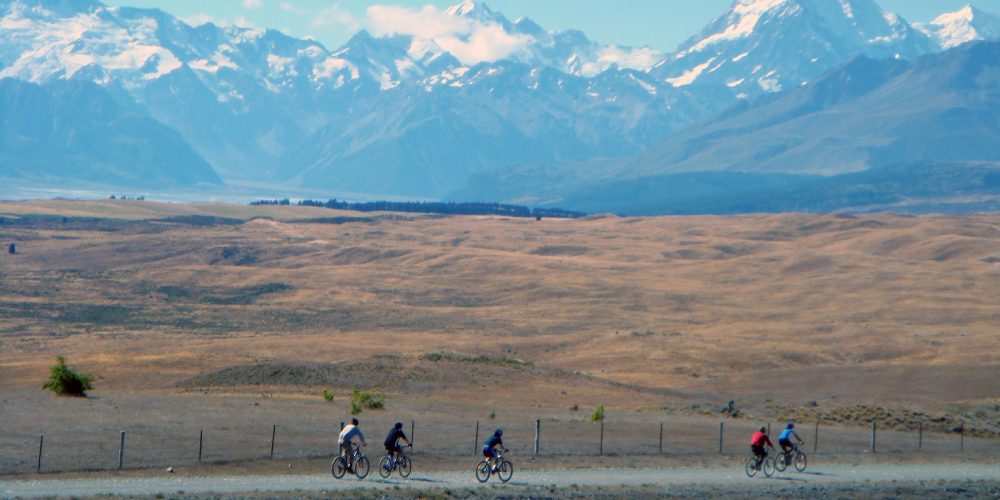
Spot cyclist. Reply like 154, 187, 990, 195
778, 422, 804, 456
750, 426, 773, 469
482, 429, 507, 472
338, 417, 366, 471
383, 422, 411, 461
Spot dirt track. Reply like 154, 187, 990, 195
2, 464, 999, 498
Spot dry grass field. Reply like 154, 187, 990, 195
1, 200, 999, 468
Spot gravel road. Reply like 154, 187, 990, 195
2, 464, 998, 498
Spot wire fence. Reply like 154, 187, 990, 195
2, 415, 997, 475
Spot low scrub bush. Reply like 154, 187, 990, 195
350, 389, 385, 415
591, 405, 605, 422
42, 356, 94, 397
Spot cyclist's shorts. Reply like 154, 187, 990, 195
482, 446, 496, 458
779, 438, 792, 448
751, 445, 766, 456
385, 444, 402, 454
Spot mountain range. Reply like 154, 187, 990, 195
1, 0, 1000, 213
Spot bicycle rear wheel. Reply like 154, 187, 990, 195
378, 456, 393, 478
794, 451, 807, 472
762, 456, 776, 478
774, 452, 788, 472
355, 455, 370, 479
331, 456, 347, 479
398, 456, 412, 478
498, 460, 514, 482
744, 457, 758, 477
475, 460, 491, 482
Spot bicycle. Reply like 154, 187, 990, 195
475, 449, 513, 483
774, 443, 807, 473
744, 450, 775, 478
378, 445, 412, 479
332, 446, 370, 479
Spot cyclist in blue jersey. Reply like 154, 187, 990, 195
778, 423, 804, 455
482, 429, 507, 472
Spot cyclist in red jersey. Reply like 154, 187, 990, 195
750, 426, 773, 469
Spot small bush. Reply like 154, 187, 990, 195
570, 404, 579, 411
591, 405, 605, 422
489, 411, 496, 420
322, 390, 334, 402
42, 356, 94, 397
350, 389, 385, 415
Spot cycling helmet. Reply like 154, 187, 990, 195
395, 422, 403, 430
351, 418, 359, 426
495, 429, 503, 437
759, 426, 767, 432
787, 423, 794, 429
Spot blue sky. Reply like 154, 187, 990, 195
102, 0, 1000, 52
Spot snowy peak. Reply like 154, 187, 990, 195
656, 0, 936, 95
916, 4, 1000, 49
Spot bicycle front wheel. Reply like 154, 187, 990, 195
378, 456, 393, 478
774, 452, 788, 472
398, 456, 412, 478
762, 456, 776, 478
331, 456, 348, 479
744, 457, 758, 477
355, 455, 370, 479
498, 460, 514, 482
794, 451, 807, 472
475, 460, 491, 482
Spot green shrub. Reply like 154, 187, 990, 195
350, 389, 385, 415
322, 390, 334, 402
42, 356, 94, 397
591, 405, 605, 422
489, 411, 496, 420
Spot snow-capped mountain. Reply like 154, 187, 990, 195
1, 0, 998, 204
915, 4, 1000, 49
653, 0, 937, 97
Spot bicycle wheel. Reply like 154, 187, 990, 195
475, 460, 491, 482
378, 456, 393, 479
794, 451, 807, 472
498, 460, 513, 482
762, 456, 776, 478
354, 455, 370, 479
398, 456, 412, 478
744, 457, 758, 477
774, 452, 788, 472
331, 456, 348, 479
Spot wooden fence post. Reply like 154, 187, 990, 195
37, 435, 43, 473
534, 419, 540, 455
918, 422, 923, 452
719, 422, 724, 454
118, 431, 126, 469
871, 419, 877, 453
198, 430, 203, 463
658, 423, 663, 454
599, 422, 604, 456
411, 420, 415, 451
270, 424, 276, 459
960, 424, 964, 452
474, 422, 479, 455
814, 420, 819, 455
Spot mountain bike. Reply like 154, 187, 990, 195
744, 450, 775, 478
774, 443, 807, 472
378, 445, 412, 479
332, 446, 370, 479
476, 449, 513, 483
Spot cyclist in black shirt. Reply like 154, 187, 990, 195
384, 422, 411, 459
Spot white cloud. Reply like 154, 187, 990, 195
312, 3, 361, 33
579, 45, 663, 76
182, 13, 218, 27
243, 0, 263, 9
365, 4, 533, 65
